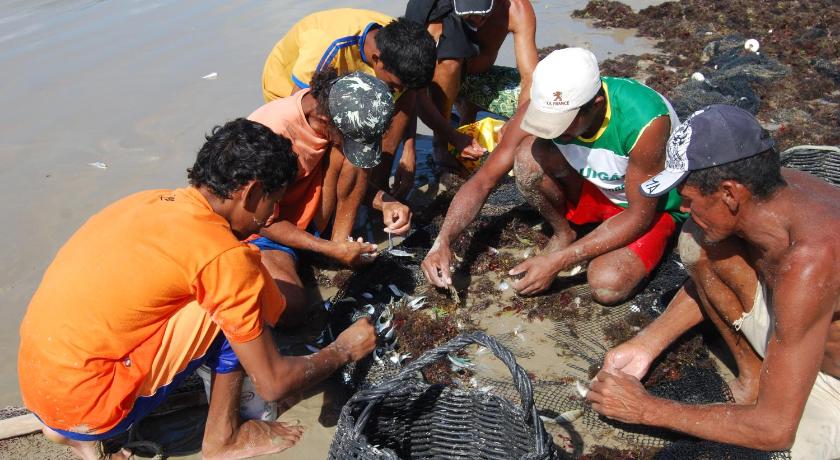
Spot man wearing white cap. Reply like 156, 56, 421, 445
422, 47, 684, 304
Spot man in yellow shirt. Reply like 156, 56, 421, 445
262, 8, 437, 200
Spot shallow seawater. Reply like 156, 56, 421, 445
0, 0, 661, 407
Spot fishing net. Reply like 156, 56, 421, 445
328, 331, 556, 460
669, 35, 790, 118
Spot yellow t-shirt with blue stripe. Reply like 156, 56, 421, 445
261, 8, 394, 102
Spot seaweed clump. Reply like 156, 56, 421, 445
603, 311, 655, 347
567, 0, 840, 148
644, 333, 714, 388
391, 302, 475, 385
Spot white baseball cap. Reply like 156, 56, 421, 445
521, 47, 602, 139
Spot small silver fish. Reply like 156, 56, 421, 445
447, 354, 474, 369
387, 249, 414, 258
388, 284, 403, 298
575, 380, 589, 398
407, 296, 427, 311
539, 409, 583, 425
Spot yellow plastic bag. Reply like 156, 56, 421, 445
448, 117, 506, 173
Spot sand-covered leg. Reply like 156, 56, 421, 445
201, 369, 304, 460
514, 137, 579, 253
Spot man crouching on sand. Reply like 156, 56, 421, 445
17, 119, 376, 460
588, 105, 840, 458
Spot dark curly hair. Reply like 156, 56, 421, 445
376, 17, 436, 89
309, 67, 339, 121
187, 118, 298, 199
685, 147, 786, 199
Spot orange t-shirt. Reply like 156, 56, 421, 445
18, 187, 284, 432
248, 89, 329, 229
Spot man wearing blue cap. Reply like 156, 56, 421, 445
588, 105, 840, 458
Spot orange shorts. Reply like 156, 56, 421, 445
565, 181, 677, 273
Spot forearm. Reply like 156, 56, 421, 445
416, 89, 460, 143
435, 179, 493, 247
642, 398, 790, 451
552, 210, 656, 268
517, 77, 532, 108
268, 342, 350, 401
632, 283, 705, 356
260, 220, 332, 255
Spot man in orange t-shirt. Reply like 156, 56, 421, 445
18, 119, 376, 460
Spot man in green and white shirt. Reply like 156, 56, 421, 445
422, 47, 685, 304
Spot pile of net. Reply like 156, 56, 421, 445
668, 35, 790, 118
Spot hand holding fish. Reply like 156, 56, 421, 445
587, 369, 653, 425
330, 237, 378, 267
422, 242, 454, 288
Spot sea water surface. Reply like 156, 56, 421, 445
0, 0, 661, 405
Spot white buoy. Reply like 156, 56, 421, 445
691, 72, 705, 82
744, 39, 760, 53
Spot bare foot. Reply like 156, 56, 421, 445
542, 231, 576, 254
202, 420, 304, 460
728, 375, 760, 404
42, 426, 132, 460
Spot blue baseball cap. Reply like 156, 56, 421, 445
641, 104, 775, 197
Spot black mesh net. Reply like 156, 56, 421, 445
669, 35, 790, 118
322, 176, 793, 459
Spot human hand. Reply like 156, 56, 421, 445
587, 369, 653, 425
329, 238, 378, 267
452, 132, 486, 161
381, 199, 411, 236
390, 148, 416, 200
421, 242, 453, 288
602, 340, 657, 380
334, 317, 377, 363
509, 254, 560, 295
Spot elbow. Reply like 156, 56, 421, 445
253, 378, 290, 403
746, 418, 797, 451
758, 426, 796, 451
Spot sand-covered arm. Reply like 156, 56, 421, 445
421, 111, 530, 287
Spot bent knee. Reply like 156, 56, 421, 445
587, 267, 639, 306
677, 219, 707, 270
513, 142, 542, 187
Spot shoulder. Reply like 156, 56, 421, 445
607, 77, 668, 113
774, 237, 839, 301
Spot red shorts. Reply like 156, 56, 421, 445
565, 181, 677, 273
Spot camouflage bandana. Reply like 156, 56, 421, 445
328, 72, 394, 168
